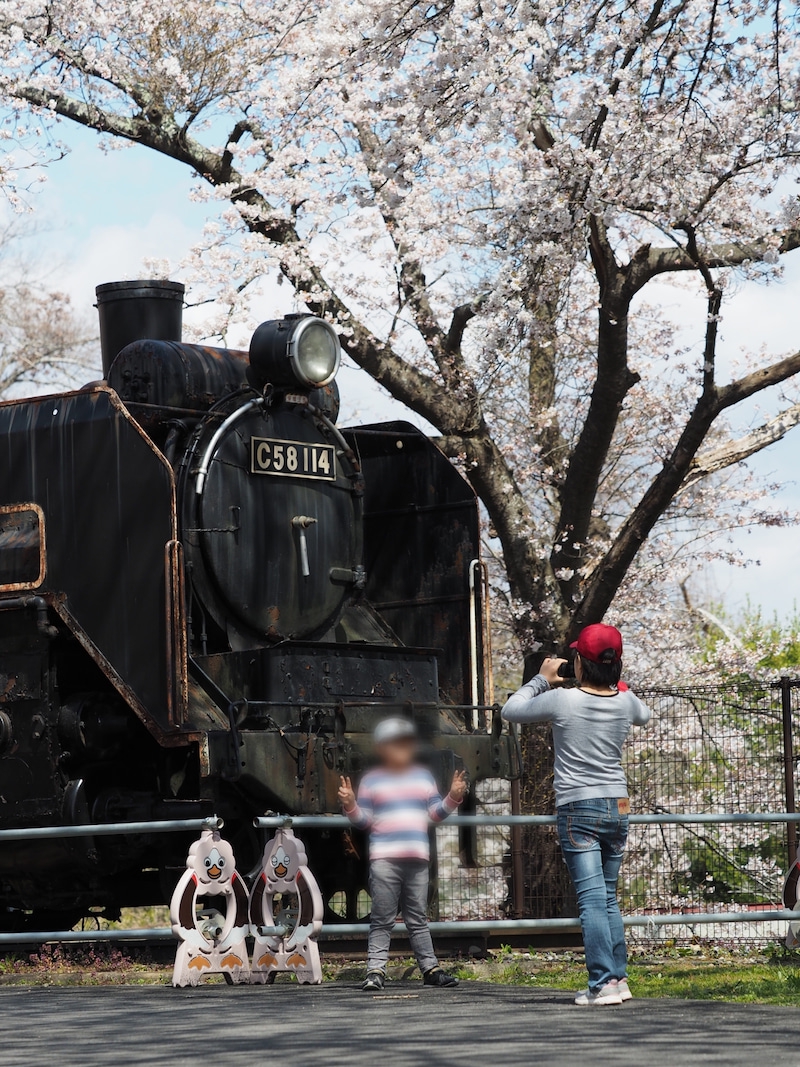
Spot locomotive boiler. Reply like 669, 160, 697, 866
0, 280, 516, 927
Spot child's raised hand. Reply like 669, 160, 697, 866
449, 769, 469, 802
338, 775, 356, 810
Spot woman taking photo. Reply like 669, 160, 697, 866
502, 623, 651, 1007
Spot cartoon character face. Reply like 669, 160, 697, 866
204, 847, 226, 881
271, 847, 291, 879
187, 831, 236, 886
262, 830, 307, 885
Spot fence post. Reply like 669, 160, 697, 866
510, 777, 525, 918
781, 676, 797, 868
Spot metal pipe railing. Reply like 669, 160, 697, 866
0, 921, 290, 947
315, 911, 798, 937
0, 816, 222, 842
0, 812, 794, 948
254, 812, 800, 830
1, 910, 794, 947
0, 928, 176, 945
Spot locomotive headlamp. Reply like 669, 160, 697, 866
248, 315, 341, 391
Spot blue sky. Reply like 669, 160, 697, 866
14, 123, 800, 621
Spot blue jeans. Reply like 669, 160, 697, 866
557, 798, 629, 991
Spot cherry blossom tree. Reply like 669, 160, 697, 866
3, 0, 800, 659
0, 220, 95, 398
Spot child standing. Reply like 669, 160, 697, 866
338, 716, 468, 991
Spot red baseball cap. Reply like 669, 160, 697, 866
570, 623, 623, 664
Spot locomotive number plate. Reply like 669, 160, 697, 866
250, 437, 336, 481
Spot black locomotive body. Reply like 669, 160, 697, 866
0, 281, 516, 925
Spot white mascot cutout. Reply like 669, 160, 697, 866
248, 828, 323, 984
170, 830, 251, 986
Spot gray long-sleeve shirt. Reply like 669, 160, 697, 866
502, 676, 651, 807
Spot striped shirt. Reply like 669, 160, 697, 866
344, 765, 459, 861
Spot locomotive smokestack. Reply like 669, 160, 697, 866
95, 279, 185, 377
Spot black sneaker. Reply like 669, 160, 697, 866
361, 971, 385, 991
423, 966, 459, 988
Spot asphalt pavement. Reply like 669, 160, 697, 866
0, 982, 795, 1066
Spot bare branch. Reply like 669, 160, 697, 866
674, 222, 724, 395
719, 350, 800, 409
430, 435, 465, 457
629, 228, 800, 292
552, 222, 639, 605
574, 347, 800, 632
445, 299, 483, 354
682, 401, 800, 490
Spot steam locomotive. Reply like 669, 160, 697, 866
0, 280, 516, 927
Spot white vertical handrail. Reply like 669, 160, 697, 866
468, 559, 481, 729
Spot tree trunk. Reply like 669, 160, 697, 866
552, 300, 638, 608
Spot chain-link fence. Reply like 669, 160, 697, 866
622, 680, 794, 944
435, 779, 512, 921
433, 679, 800, 945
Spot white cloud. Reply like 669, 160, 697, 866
56, 212, 201, 313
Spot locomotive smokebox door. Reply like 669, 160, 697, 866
184, 402, 363, 644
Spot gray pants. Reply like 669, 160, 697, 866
367, 858, 438, 974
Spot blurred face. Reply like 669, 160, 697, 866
375, 737, 417, 769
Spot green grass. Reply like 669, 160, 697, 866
1, 940, 799, 1002
450, 950, 800, 1005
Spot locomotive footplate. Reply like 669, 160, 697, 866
192, 644, 517, 813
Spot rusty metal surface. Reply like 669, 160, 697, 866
343, 422, 481, 707
0, 503, 46, 591
165, 540, 188, 725
108, 340, 249, 410
0, 387, 178, 733
196, 644, 439, 713
205, 721, 515, 816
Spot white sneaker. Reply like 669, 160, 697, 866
574, 982, 623, 1006
617, 978, 633, 1002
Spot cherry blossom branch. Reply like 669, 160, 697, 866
584, 0, 670, 151
354, 122, 456, 375
13, 84, 475, 433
